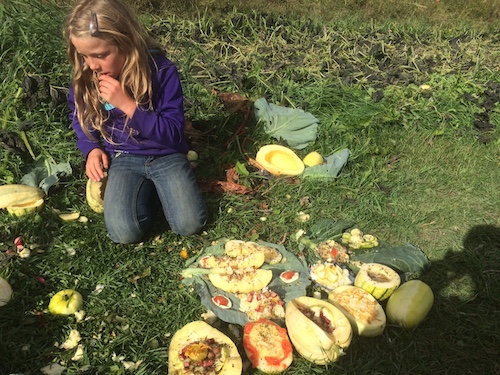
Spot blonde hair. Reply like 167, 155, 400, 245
65, 0, 163, 142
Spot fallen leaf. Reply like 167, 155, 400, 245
184, 119, 204, 138
226, 167, 239, 184
199, 180, 253, 195
212, 88, 252, 114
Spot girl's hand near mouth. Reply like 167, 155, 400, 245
98, 74, 136, 117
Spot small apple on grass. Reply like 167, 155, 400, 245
49, 289, 83, 315
186, 150, 198, 162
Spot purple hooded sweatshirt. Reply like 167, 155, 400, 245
69, 54, 189, 159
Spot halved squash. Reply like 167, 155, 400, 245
285, 296, 352, 365
7, 197, 44, 216
255, 145, 305, 176
208, 269, 273, 294
328, 285, 386, 337
243, 318, 293, 373
168, 321, 242, 375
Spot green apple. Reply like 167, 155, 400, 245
49, 289, 83, 315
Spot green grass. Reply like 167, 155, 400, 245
1, 0, 500, 373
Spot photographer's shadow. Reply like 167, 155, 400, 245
420, 224, 500, 373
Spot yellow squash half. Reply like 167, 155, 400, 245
255, 145, 305, 176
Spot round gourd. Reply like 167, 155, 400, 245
255, 145, 305, 176
86, 174, 107, 213
328, 285, 386, 337
0, 277, 13, 306
354, 263, 401, 301
48, 289, 83, 315
303, 151, 324, 167
386, 280, 434, 329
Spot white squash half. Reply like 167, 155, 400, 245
285, 296, 352, 365
328, 285, 386, 337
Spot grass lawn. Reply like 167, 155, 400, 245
1, 0, 499, 373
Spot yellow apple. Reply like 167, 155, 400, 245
49, 289, 83, 315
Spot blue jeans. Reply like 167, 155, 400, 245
103, 152, 207, 244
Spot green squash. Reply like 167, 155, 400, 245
386, 280, 434, 329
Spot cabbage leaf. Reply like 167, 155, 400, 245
20, 155, 72, 194
254, 97, 318, 149
181, 239, 310, 326
301, 148, 350, 180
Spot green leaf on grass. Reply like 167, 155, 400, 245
310, 218, 356, 242
301, 148, 350, 180
20, 155, 72, 194
254, 97, 319, 149
350, 243, 431, 280
235, 161, 249, 176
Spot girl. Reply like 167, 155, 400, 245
65, 0, 207, 244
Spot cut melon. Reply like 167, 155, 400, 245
199, 252, 266, 269
354, 263, 401, 301
285, 296, 352, 365
7, 198, 44, 216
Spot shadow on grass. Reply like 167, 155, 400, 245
421, 224, 500, 373
341, 224, 500, 374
